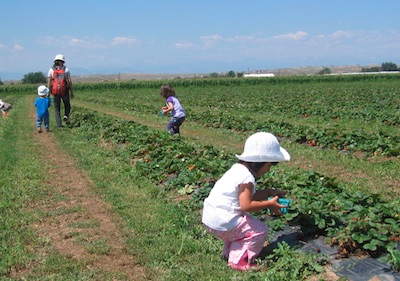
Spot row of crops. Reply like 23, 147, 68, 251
69, 107, 400, 271
70, 75, 399, 271
72, 77, 400, 157
2, 72, 400, 93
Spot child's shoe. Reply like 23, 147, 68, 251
37, 128, 42, 133
45, 128, 49, 132
228, 254, 259, 271
63, 116, 70, 124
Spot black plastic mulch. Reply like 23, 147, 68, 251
262, 223, 400, 281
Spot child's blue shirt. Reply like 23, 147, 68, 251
34, 97, 51, 117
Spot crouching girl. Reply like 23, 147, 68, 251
202, 132, 290, 271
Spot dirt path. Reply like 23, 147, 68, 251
23, 101, 144, 280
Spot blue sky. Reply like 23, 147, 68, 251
1, 0, 399, 80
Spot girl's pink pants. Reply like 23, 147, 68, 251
205, 214, 268, 266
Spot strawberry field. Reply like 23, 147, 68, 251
72, 75, 399, 269
68, 76, 400, 157
1, 74, 399, 279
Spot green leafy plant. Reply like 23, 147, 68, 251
70, 107, 400, 269
379, 243, 400, 272
262, 242, 326, 281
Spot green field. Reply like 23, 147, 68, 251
1, 75, 399, 280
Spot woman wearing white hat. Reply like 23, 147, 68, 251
47, 54, 74, 128
202, 132, 290, 271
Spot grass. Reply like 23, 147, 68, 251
0, 105, 90, 280
1, 79, 398, 280
0, 97, 46, 278
0, 96, 139, 280
85, 239, 111, 255
52, 126, 229, 280
46, 206, 83, 216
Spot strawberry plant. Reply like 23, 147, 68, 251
68, 78, 400, 270
70, 108, 400, 256
380, 247, 400, 272
263, 242, 326, 280
188, 110, 400, 156
75, 77, 400, 156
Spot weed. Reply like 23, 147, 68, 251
261, 242, 327, 281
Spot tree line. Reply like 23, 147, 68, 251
361, 62, 399, 72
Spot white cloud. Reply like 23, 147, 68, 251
227, 36, 256, 43
316, 30, 352, 40
68, 37, 106, 49
70, 38, 84, 44
175, 41, 195, 49
273, 31, 308, 40
330, 30, 352, 39
199, 34, 224, 48
111, 36, 141, 46
39, 36, 135, 49
14, 44, 24, 51
0, 44, 6, 49
200, 34, 223, 41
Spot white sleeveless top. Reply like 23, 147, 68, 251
202, 163, 255, 231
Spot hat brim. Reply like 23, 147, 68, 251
235, 147, 290, 162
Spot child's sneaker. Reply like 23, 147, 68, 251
37, 128, 42, 133
63, 116, 70, 124
45, 128, 49, 132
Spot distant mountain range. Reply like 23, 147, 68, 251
1, 65, 365, 83
73, 65, 365, 83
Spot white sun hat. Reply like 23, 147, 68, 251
236, 132, 290, 162
37, 85, 49, 96
54, 54, 65, 62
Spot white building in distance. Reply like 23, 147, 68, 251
243, 73, 275, 78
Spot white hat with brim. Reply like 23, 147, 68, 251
38, 85, 49, 96
54, 54, 65, 62
235, 132, 291, 162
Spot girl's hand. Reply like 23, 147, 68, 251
268, 196, 287, 216
161, 107, 169, 115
